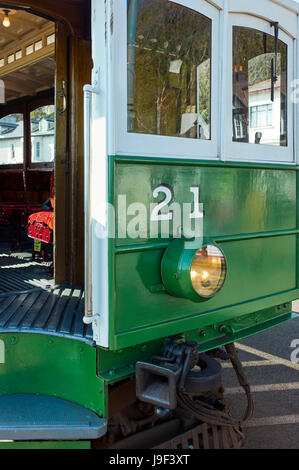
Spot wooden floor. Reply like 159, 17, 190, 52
0, 253, 53, 294
0, 250, 92, 344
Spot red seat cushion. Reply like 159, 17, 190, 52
28, 211, 54, 244
27, 170, 55, 244
28, 211, 54, 230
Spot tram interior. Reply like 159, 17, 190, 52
0, 9, 55, 296
0, 6, 90, 349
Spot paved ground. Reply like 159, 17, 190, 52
221, 305, 299, 449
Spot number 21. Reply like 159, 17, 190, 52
151, 184, 203, 221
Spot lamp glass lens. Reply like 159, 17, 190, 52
3, 14, 10, 27
190, 245, 226, 297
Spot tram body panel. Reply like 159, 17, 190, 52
107, 159, 297, 349
87, 0, 299, 349
0, 0, 298, 448
0, 333, 105, 416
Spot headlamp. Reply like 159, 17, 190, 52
161, 239, 226, 302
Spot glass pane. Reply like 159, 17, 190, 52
127, 0, 211, 139
233, 26, 287, 146
0, 114, 24, 165
30, 105, 55, 163
191, 245, 226, 297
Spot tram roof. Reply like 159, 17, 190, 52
271, 0, 299, 13
207, 0, 299, 14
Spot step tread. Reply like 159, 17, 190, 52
0, 289, 93, 345
0, 394, 106, 440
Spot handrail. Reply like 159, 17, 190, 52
83, 84, 99, 323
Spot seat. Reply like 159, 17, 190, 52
28, 170, 54, 242
27, 171, 54, 271
28, 211, 54, 243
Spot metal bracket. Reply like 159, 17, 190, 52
83, 67, 101, 96
136, 362, 180, 410
270, 22, 279, 102
83, 314, 101, 344
136, 342, 222, 410
57, 79, 67, 115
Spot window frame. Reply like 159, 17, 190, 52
0, 92, 54, 170
0, 104, 25, 170
113, 0, 220, 160
249, 104, 273, 130
28, 96, 55, 169
225, 14, 295, 163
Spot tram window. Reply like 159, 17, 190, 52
30, 105, 55, 163
232, 26, 287, 147
127, 0, 211, 140
0, 113, 24, 165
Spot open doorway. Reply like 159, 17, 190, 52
0, 8, 55, 293
0, 0, 91, 343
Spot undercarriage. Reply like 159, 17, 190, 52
94, 343, 254, 450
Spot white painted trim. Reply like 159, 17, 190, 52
225, 13, 295, 164
228, 0, 298, 38
270, 0, 299, 15
205, 0, 224, 10
114, 0, 220, 160
219, 0, 229, 161
296, 12, 299, 165
89, 0, 110, 348
88, 0, 299, 347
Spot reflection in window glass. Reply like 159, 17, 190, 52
233, 27, 287, 146
250, 104, 273, 128
127, 0, 211, 139
0, 114, 24, 165
30, 105, 55, 163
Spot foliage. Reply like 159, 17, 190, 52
130, 0, 211, 138
31, 105, 55, 121
233, 26, 287, 86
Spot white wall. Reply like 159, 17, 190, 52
0, 126, 54, 165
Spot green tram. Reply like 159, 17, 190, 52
0, 0, 297, 449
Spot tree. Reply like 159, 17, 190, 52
130, 0, 211, 138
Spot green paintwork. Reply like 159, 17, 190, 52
97, 305, 296, 384
161, 238, 200, 301
108, 156, 299, 349
114, 160, 296, 245
161, 238, 226, 302
0, 441, 91, 449
187, 307, 297, 352
0, 333, 106, 416
0, 154, 298, 449
97, 337, 165, 382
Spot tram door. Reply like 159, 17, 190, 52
0, 8, 56, 294
0, 3, 92, 292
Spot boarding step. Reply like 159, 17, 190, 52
0, 394, 107, 440
0, 253, 53, 294
0, 287, 93, 344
